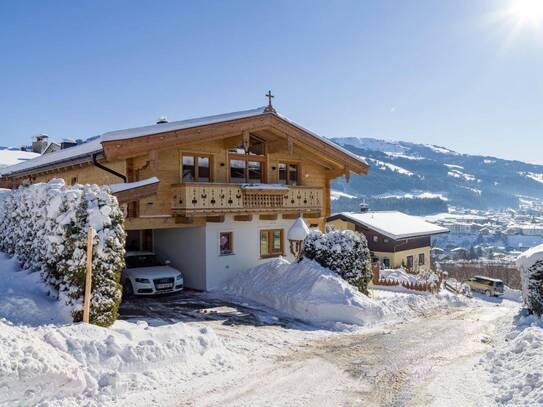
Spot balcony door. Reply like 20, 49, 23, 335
228, 135, 266, 184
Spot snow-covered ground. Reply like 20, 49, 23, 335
0, 252, 532, 407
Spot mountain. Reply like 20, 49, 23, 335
330, 137, 543, 214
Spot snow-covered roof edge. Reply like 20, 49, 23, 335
0, 138, 103, 177
108, 177, 160, 194
328, 211, 449, 240
101, 107, 268, 142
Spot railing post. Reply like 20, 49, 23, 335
82, 227, 95, 324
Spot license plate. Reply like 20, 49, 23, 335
157, 283, 173, 289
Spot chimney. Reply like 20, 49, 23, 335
156, 115, 168, 124
360, 201, 369, 213
32, 134, 49, 154
61, 138, 77, 149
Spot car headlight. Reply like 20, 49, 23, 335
176, 275, 183, 281
135, 278, 151, 284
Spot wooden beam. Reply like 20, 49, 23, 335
259, 214, 278, 221
234, 214, 253, 221
206, 215, 225, 223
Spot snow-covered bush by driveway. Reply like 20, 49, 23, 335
0, 179, 126, 326
225, 258, 384, 327
517, 244, 543, 315
302, 229, 372, 294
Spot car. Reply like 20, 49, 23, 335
464, 275, 504, 297
123, 251, 184, 297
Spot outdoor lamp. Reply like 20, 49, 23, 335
287, 217, 310, 258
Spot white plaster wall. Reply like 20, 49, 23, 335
153, 226, 207, 290
204, 215, 296, 290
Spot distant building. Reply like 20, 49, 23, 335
327, 210, 449, 272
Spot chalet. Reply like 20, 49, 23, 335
0, 98, 368, 290
327, 210, 448, 272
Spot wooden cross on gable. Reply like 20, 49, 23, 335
264, 90, 276, 113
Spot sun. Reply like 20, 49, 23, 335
507, 0, 543, 27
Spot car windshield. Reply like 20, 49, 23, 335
126, 255, 162, 269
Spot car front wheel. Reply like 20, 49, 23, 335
124, 280, 134, 299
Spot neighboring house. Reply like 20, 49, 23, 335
327, 210, 448, 272
0, 104, 368, 290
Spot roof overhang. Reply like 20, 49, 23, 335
109, 177, 160, 204
101, 111, 368, 175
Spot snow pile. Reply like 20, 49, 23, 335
225, 258, 384, 327
0, 319, 234, 406
379, 268, 438, 285
0, 253, 72, 325
0, 179, 126, 326
482, 313, 543, 406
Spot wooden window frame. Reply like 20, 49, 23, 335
278, 161, 301, 186
219, 231, 234, 256
418, 253, 425, 266
180, 152, 213, 183
406, 255, 414, 269
259, 228, 284, 258
228, 154, 267, 184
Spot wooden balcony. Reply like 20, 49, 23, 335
171, 183, 323, 216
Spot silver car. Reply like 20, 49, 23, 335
123, 251, 184, 297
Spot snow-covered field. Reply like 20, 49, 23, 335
0, 252, 534, 407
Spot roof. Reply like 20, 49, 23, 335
327, 211, 449, 240
0, 138, 102, 177
0, 149, 40, 168
0, 106, 367, 177
101, 107, 268, 142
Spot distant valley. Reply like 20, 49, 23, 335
330, 137, 543, 215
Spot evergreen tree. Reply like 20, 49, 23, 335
526, 260, 543, 316
302, 229, 372, 295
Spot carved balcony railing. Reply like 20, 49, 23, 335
171, 183, 323, 216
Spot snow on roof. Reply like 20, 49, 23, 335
0, 138, 102, 177
108, 177, 159, 194
101, 107, 269, 142
0, 149, 40, 168
0, 106, 367, 177
331, 211, 449, 240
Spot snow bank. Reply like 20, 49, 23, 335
224, 259, 467, 328
225, 258, 384, 327
0, 319, 234, 406
481, 312, 543, 406
0, 253, 72, 325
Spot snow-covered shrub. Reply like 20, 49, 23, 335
301, 229, 372, 295
0, 179, 125, 326
525, 260, 543, 316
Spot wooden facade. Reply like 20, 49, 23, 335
0, 109, 368, 231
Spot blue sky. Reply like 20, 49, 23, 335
1, 0, 542, 163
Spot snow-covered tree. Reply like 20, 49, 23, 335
0, 179, 125, 326
526, 260, 543, 316
301, 229, 372, 295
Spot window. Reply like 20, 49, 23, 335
418, 253, 425, 265
406, 255, 414, 268
219, 232, 233, 255
372, 235, 379, 243
229, 159, 264, 183
228, 135, 265, 156
383, 258, 391, 268
182, 154, 211, 182
260, 229, 283, 257
278, 163, 299, 185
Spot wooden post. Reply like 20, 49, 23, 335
82, 227, 95, 324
